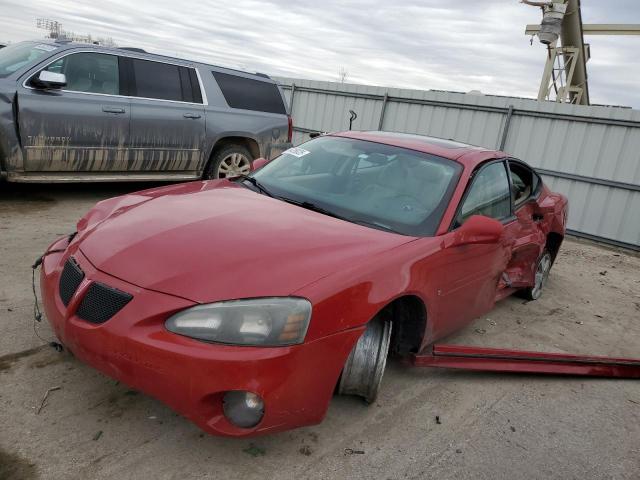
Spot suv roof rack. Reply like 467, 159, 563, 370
119, 47, 147, 53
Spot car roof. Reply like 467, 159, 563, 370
331, 131, 506, 167
36, 39, 274, 82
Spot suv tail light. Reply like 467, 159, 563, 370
287, 115, 293, 143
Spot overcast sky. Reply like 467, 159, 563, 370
2, 0, 639, 107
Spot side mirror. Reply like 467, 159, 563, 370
32, 71, 67, 90
451, 215, 504, 247
251, 157, 270, 171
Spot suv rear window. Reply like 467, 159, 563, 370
130, 58, 202, 103
212, 71, 286, 114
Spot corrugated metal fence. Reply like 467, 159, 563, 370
275, 77, 640, 250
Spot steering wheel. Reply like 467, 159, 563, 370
391, 194, 423, 212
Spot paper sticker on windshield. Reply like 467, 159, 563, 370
34, 44, 58, 52
283, 147, 311, 158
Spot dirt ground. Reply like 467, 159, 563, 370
1, 182, 639, 480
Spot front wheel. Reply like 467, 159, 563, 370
204, 145, 253, 179
338, 318, 392, 404
520, 249, 553, 301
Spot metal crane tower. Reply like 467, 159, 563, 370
523, 0, 640, 105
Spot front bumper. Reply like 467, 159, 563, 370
40, 237, 362, 436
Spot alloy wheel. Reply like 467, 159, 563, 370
217, 153, 251, 178
531, 252, 552, 300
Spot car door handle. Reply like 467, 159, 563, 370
102, 107, 126, 114
183, 113, 202, 119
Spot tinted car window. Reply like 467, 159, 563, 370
43, 52, 119, 95
457, 162, 511, 225
130, 59, 201, 103
0, 42, 57, 78
213, 71, 286, 114
132, 59, 183, 101
251, 136, 462, 236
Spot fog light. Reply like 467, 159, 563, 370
223, 391, 264, 428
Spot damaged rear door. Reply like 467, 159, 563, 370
18, 51, 131, 173
500, 160, 547, 288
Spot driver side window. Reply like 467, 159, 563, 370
456, 161, 511, 227
42, 52, 120, 95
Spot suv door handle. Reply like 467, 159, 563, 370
183, 113, 202, 119
102, 107, 126, 114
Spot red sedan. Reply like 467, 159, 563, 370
40, 131, 568, 436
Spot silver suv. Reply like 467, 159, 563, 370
0, 40, 292, 182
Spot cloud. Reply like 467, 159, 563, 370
1, 0, 639, 107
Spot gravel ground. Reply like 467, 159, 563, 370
1, 182, 639, 480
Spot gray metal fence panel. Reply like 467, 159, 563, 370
276, 77, 640, 250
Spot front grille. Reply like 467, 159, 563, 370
59, 257, 84, 306
76, 282, 132, 324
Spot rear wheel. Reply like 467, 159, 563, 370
521, 249, 553, 301
338, 318, 392, 404
204, 145, 253, 179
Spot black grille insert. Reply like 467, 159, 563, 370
59, 257, 84, 306
76, 282, 132, 324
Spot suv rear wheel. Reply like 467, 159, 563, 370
204, 145, 253, 179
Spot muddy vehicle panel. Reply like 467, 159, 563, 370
0, 40, 292, 182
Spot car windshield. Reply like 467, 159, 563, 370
251, 136, 462, 236
0, 42, 58, 78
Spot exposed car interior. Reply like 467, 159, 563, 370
509, 161, 538, 207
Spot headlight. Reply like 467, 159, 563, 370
165, 297, 312, 346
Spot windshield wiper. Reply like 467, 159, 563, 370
350, 219, 397, 233
234, 175, 274, 198
281, 199, 397, 233
280, 198, 350, 221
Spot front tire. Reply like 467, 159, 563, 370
338, 318, 392, 404
521, 249, 553, 301
204, 145, 253, 179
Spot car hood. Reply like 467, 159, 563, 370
78, 181, 414, 303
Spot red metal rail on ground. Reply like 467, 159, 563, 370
411, 344, 640, 378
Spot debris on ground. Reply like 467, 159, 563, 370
243, 444, 266, 457
475, 328, 487, 334
36, 386, 61, 414
299, 445, 312, 456
93, 430, 103, 441
435, 416, 442, 425
344, 448, 365, 455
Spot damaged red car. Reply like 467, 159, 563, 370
40, 131, 568, 436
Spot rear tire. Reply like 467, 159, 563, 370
204, 145, 253, 179
338, 318, 392, 404
520, 249, 553, 301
